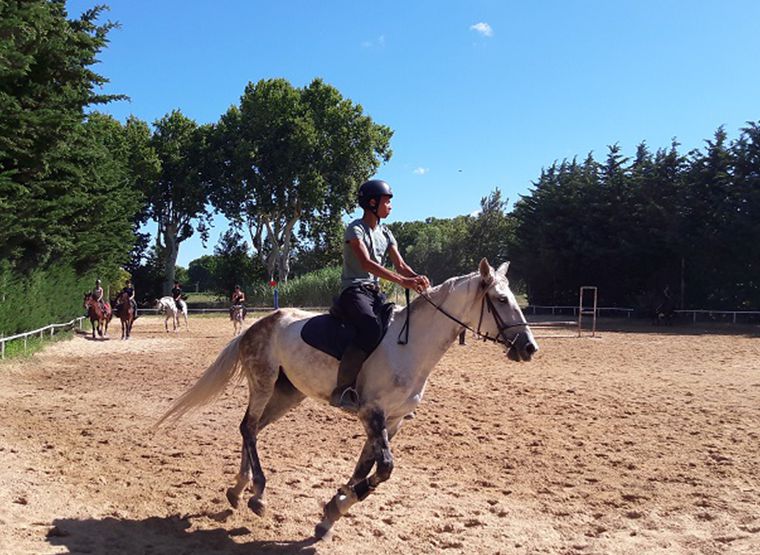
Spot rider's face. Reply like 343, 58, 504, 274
376, 195, 392, 218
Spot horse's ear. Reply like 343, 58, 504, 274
479, 258, 494, 285
496, 261, 510, 276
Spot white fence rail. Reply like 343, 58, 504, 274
527, 305, 636, 318
674, 309, 760, 324
526, 305, 760, 324
1, 316, 85, 359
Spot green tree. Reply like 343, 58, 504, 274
212, 230, 265, 296
209, 78, 392, 282
188, 255, 219, 292
731, 121, 760, 307
467, 188, 515, 269
141, 110, 211, 295
0, 1, 125, 270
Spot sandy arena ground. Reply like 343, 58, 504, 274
1, 314, 759, 554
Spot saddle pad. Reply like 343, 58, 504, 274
300, 303, 396, 361
300, 314, 357, 360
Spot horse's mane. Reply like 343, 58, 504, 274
404, 272, 477, 317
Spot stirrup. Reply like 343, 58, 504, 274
330, 386, 360, 413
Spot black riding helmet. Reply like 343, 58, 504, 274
358, 179, 393, 215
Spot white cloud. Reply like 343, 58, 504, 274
413, 167, 429, 175
362, 34, 386, 48
470, 22, 493, 37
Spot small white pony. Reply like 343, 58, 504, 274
231, 304, 245, 336
156, 296, 189, 332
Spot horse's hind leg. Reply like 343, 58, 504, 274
315, 409, 399, 539
227, 370, 306, 512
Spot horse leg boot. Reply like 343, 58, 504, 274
315, 408, 395, 539
329, 345, 369, 413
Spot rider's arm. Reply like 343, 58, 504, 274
348, 239, 428, 292
388, 245, 430, 288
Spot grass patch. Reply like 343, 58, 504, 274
1, 329, 75, 361
184, 291, 225, 306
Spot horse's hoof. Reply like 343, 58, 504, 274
314, 522, 332, 541
247, 497, 266, 517
226, 488, 240, 509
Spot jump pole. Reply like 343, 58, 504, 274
578, 286, 598, 337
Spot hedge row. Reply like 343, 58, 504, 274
0, 263, 104, 336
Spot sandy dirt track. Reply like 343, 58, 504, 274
1, 315, 759, 554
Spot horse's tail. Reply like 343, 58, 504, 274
155, 333, 245, 428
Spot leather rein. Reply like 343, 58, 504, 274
398, 283, 529, 348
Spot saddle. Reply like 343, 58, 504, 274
300, 301, 396, 360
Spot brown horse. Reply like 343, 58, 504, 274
114, 291, 135, 340
83, 293, 112, 339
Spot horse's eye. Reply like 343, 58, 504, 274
498, 296, 508, 303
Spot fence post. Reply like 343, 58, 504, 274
1, 334, 4, 360
24, 334, 27, 352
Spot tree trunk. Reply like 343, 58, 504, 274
162, 224, 180, 296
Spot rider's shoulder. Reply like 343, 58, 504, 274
345, 219, 367, 240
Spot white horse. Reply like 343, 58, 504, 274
157, 259, 538, 539
156, 297, 189, 332
231, 304, 245, 336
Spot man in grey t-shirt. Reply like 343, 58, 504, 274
330, 179, 430, 413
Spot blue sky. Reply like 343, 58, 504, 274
67, 1, 760, 267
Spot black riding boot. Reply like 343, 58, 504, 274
329, 345, 369, 413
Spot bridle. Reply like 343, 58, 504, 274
398, 281, 530, 349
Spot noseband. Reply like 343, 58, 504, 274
398, 283, 529, 349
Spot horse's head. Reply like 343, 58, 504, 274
477, 258, 539, 362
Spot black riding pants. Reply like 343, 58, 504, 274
337, 285, 387, 353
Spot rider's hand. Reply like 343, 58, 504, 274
402, 275, 430, 293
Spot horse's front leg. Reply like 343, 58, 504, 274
315, 408, 396, 539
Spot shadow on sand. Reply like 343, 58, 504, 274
47, 513, 319, 555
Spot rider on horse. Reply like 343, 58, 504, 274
171, 280, 183, 309
92, 279, 107, 313
330, 179, 430, 413
116, 279, 138, 319
230, 285, 247, 320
